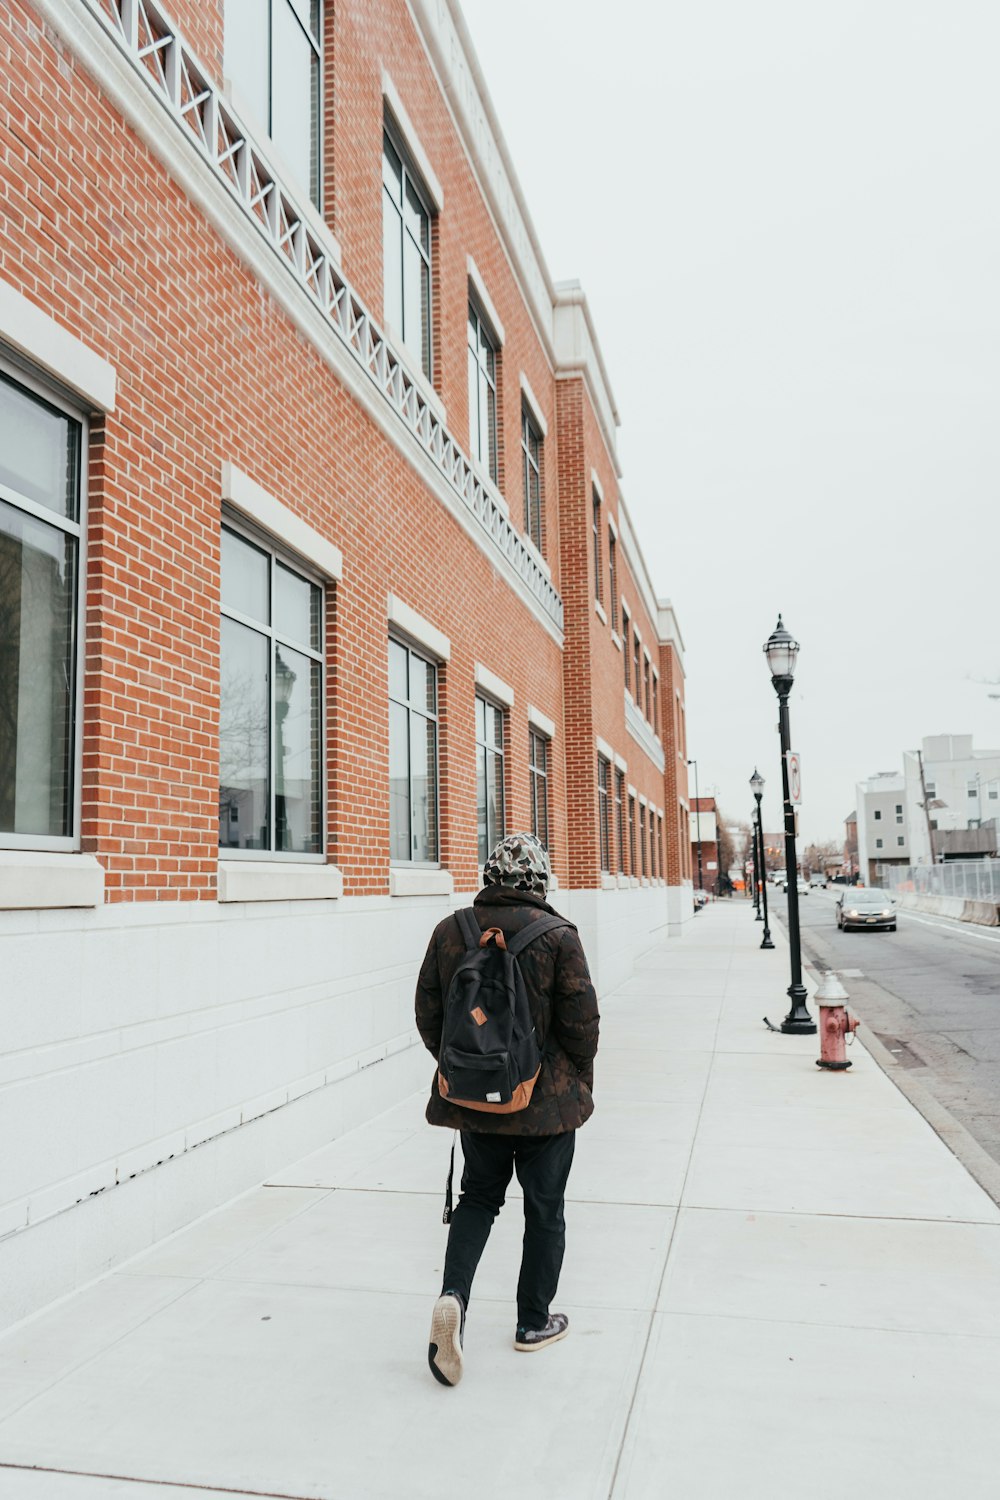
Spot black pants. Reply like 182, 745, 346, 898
441, 1129, 576, 1331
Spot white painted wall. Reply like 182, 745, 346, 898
0, 881, 685, 1332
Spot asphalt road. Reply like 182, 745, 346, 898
766, 885, 1000, 1173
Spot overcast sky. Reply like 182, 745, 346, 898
460, 0, 1000, 846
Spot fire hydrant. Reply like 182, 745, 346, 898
815, 971, 860, 1071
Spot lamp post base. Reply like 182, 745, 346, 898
780, 983, 816, 1034
760, 933, 775, 950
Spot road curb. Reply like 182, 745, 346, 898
771, 902, 1000, 1210
851, 1019, 1000, 1210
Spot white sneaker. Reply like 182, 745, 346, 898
428, 1292, 465, 1386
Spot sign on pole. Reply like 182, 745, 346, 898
787, 751, 802, 805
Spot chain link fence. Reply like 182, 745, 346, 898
881, 859, 1000, 902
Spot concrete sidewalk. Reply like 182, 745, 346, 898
1, 900, 999, 1499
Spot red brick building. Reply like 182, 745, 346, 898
0, 0, 691, 1326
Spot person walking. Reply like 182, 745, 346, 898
415, 832, 600, 1387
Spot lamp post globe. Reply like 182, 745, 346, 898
749, 766, 773, 949
763, 619, 813, 1032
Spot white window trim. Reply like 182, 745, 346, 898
0, 355, 89, 856
475, 662, 514, 708
382, 69, 444, 211
0, 275, 116, 412
217, 861, 343, 903
594, 599, 608, 625
0, 852, 104, 910
222, 463, 342, 579
387, 595, 451, 662
596, 735, 614, 762
607, 513, 618, 541
467, 257, 505, 347
590, 468, 604, 503
614, 752, 628, 773
519, 372, 548, 437
527, 704, 556, 740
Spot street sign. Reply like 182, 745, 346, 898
786, 751, 802, 805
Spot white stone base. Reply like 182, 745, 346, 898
0, 879, 690, 1332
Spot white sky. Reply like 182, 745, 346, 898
459, 0, 1000, 845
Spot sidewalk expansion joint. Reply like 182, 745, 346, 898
0, 1461, 318, 1500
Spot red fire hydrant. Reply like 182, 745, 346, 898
815, 972, 860, 1071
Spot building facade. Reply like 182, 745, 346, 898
902, 735, 1000, 863
0, 0, 691, 1328
855, 773, 910, 884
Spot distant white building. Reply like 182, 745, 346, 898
855, 772, 910, 884
902, 735, 1000, 863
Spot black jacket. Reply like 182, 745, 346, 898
414, 887, 600, 1135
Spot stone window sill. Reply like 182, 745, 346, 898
0, 852, 104, 910
389, 867, 454, 898
217, 861, 343, 903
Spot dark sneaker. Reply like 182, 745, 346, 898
514, 1313, 569, 1352
428, 1292, 465, 1386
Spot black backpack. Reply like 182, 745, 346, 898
437, 907, 569, 1115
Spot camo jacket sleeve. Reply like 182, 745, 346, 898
550, 928, 600, 1089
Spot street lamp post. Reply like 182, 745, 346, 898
750, 767, 774, 950
751, 812, 761, 916
763, 618, 813, 1030
687, 758, 703, 895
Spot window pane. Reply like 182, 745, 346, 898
274, 645, 321, 853
490, 704, 504, 751
383, 190, 403, 333
221, 527, 269, 624
382, 136, 402, 200
388, 638, 408, 702
409, 652, 436, 714
477, 746, 488, 864
219, 616, 270, 850
486, 746, 504, 848
389, 700, 411, 860
224, 0, 269, 135
0, 375, 79, 520
271, 0, 318, 201
0, 500, 76, 837
468, 344, 480, 463
410, 711, 437, 861
475, 695, 486, 743
403, 235, 430, 374
404, 177, 429, 251
274, 560, 319, 649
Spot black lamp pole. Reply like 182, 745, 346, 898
688, 758, 703, 895
751, 811, 761, 916
750, 768, 774, 950
763, 619, 812, 1030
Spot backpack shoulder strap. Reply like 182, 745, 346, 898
454, 907, 482, 954
506, 913, 570, 958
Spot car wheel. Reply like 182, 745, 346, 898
888, 924, 896, 932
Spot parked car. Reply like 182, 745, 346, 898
782, 876, 809, 895
836, 888, 897, 932
809, 873, 827, 888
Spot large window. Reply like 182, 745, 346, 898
628, 793, 637, 875
608, 534, 618, 632
615, 769, 625, 874
0, 367, 83, 848
220, 525, 324, 855
225, 0, 322, 207
598, 756, 611, 872
383, 130, 432, 377
522, 406, 542, 550
622, 607, 630, 691
389, 638, 439, 863
529, 729, 549, 851
640, 803, 648, 878
468, 303, 498, 481
476, 695, 505, 863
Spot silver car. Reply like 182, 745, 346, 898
836, 888, 897, 932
